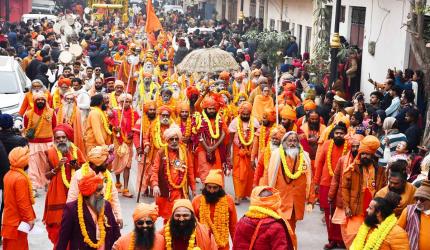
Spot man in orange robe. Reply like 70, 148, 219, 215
43, 124, 86, 248
113, 203, 165, 250
159, 199, 217, 249
192, 169, 237, 250
19, 80, 53, 116
151, 125, 195, 221
261, 131, 314, 232
280, 104, 298, 132
2, 147, 36, 250
84, 94, 112, 153
52, 77, 72, 110
111, 93, 139, 198
117, 55, 140, 95
55, 92, 85, 153
314, 123, 349, 249
251, 107, 276, 168
250, 84, 274, 123
228, 101, 260, 205
300, 110, 326, 174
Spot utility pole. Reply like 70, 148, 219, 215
329, 0, 341, 88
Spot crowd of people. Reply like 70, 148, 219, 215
0, 1, 429, 250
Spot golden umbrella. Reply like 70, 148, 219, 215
176, 48, 240, 74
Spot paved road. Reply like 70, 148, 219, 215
26, 161, 331, 250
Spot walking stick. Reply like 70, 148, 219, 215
136, 152, 147, 203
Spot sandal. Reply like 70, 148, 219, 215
122, 189, 133, 198
115, 182, 122, 192
234, 197, 241, 205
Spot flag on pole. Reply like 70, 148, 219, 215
145, 0, 162, 33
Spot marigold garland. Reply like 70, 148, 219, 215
164, 220, 198, 250
201, 110, 221, 139
77, 194, 106, 249
56, 103, 77, 125
93, 107, 113, 135
245, 205, 281, 220
26, 108, 48, 137
259, 126, 270, 151
184, 117, 192, 138
237, 116, 254, 146
192, 113, 202, 134
110, 91, 119, 108
279, 146, 305, 180
164, 146, 187, 189
199, 196, 229, 247
327, 140, 348, 176
128, 232, 136, 250
53, 88, 61, 109
350, 214, 397, 250
81, 162, 112, 201
11, 167, 35, 205
56, 143, 78, 189
154, 117, 168, 148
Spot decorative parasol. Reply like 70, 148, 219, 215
176, 48, 240, 74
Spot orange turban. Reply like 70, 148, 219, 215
219, 71, 230, 80
158, 105, 172, 115
8, 146, 30, 169
280, 105, 296, 121
263, 107, 277, 123
238, 101, 252, 114
250, 186, 281, 211
87, 146, 109, 166
285, 82, 296, 92
114, 80, 125, 88
186, 86, 199, 99
270, 124, 286, 140
177, 101, 190, 113
58, 77, 71, 87
163, 124, 182, 141
133, 203, 159, 222
33, 91, 47, 101
358, 135, 381, 155
204, 169, 224, 187
337, 115, 350, 128
349, 134, 364, 144
54, 124, 74, 141
303, 100, 317, 111
172, 199, 194, 213
78, 172, 103, 197
201, 93, 224, 111
143, 100, 157, 113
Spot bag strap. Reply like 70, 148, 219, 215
248, 220, 264, 250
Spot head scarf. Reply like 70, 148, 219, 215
8, 146, 30, 169
201, 93, 224, 111
33, 91, 47, 101
78, 172, 103, 196
133, 203, 159, 222
163, 124, 182, 141
382, 117, 396, 131
303, 100, 317, 111
257, 76, 268, 85
263, 107, 277, 123
87, 145, 109, 166
104, 77, 115, 84
280, 105, 296, 121
114, 80, 125, 88
186, 86, 199, 99
219, 71, 230, 80
143, 72, 152, 78
238, 101, 252, 114
158, 105, 172, 115
118, 93, 132, 102
349, 134, 364, 144
58, 77, 71, 87
250, 186, 281, 211
54, 124, 74, 141
204, 169, 224, 187
177, 101, 190, 112
414, 180, 430, 201
270, 124, 287, 140
281, 131, 298, 145
143, 100, 157, 113
172, 199, 194, 213
233, 92, 249, 105
358, 135, 381, 155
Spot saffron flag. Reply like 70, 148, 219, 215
145, 0, 162, 33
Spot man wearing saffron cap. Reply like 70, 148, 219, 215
160, 199, 217, 249
328, 134, 363, 246
185, 85, 200, 115
261, 131, 314, 232
151, 124, 196, 221
233, 186, 296, 250
43, 124, 86, 247
251, 84, 274, 123
278, 82, 301, 108
135, 72, 159, 110
300, 110, 326, 174
296, 99, 319, 128
52, 77, 72, 109
280, 104, 298, 132
254, 124, 286, 186
111, 93, 140, 198
85, 94, 112, 153
67, 145, 123, 227
192, 169, 237, 250
251, 107, 276, 168
57, 172, 120, 250
341, 135, 380, 248
110, 80, 125, 109
113, 203, 165, 250
314, 122, 349, 249
228, 101, 260, 205
2, 147, 36, 250
24, 91, 57, 193
19, 79, 53, 116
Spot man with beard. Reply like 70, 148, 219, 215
110, 80, 125, 109
19, 79, 53, 116
84, 94, 112, 153
52, 77, 72, 109
88, 77, 106, 97
280, 104, 298, 132
341, 135, 380, 248
233, 186, 296, 250
136, 72, 159, 110
261, 131, 314, 232
314, 123, 349, 249
398, 180, 430, 250
160, 199, 217, 249
56, 92, 86, 152
328, 134, 363, 245
24, 92, 56, 194
300, 110, 326, 174
2, 147, 35, 250
71, 78, 91, 123
43, 124, 86, 248
375, 160, 416, 217
157, 88, 177, 119
72, 62, 83, 78
133, 100, 158, 197
113, 203, 165, 250
186, 85, 200, 115
350, 192, 409, 250
67, 146, 123, 228
150, 125, 196, 221
228, 101, 260, 205
105, 77, 116, 94
57, 172, 120, 250
111, 93, 139, 198
192, 169, 237, 250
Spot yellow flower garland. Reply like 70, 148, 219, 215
350, 214, 397, 250
56, 103, 77, 125
237, 116, 254, 146
81, 162, 112, 201
154, 117, 168, 148
164, 146, 187, 189
184, 117, 192, 138
10, 167, 35, 205
56, 143, 78, 189
165, 221, 199, 250
128, 232, 136, 250
245, 205, 281, 220
199, 196, 229, 247
327, 140, 348, 176
279, 146, 305, 180
77, 194, 106, 249
53, 88, 61, 109
110, 92, 119, 108
202, 110, 220, 139
192, 113, 202, 134
93, 107, 113, 135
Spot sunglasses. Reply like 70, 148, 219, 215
136, 220, 153, 226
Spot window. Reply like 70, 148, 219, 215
258, 0, 264, 19
228, 0, 237, 22
250, 0, 256, 17
270, 19, 275, 31
291, 23, 295, 36
340, 6, 346, 23
324, 6, 333, 43
297, 24, 302, 54
222, 0, 226, 19
350, 6, 366, 49
281, 21, 289, 32
305, 26, 312, 53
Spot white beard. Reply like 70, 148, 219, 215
63, 103, 74, 120
270, 143, 279, 152
285, 147, 299, 158
172, 90, 180, 99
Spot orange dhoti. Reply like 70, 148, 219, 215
232, 144, 254, 198
112, 142, 133, 175
28, 142, 52, 189
196, 146, 223, 182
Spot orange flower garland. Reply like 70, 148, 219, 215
237, 116, 254, 146
128, 232, 136, 250
199, 196, 229, 247
164, 146, 187, 189
77, 194, 106, 248
327, 140, 348, 176
56, 143, 78, 189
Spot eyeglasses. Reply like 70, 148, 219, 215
136, 220, 153, 226
169, 137, 179, 142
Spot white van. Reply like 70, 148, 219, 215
31, 0, 56, 15
0, 56, 30, 116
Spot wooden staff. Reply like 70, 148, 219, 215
136, 152, 147, 203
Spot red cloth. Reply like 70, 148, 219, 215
323, 205, 343, 243
54, 124, 74, 141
